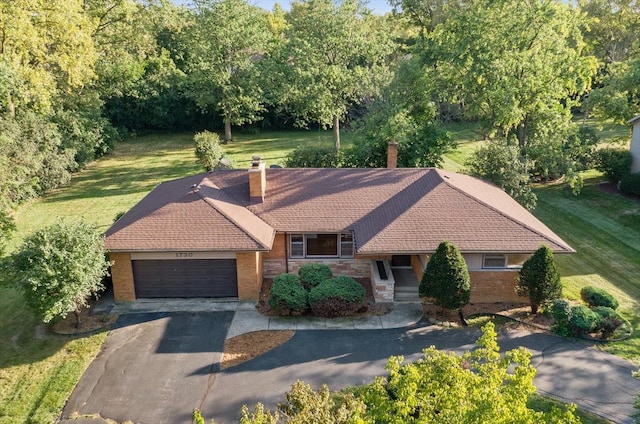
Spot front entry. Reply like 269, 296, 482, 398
391, 255, 419, 301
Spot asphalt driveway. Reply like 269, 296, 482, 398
59, 312, 234, 424
59, 312, 640, 424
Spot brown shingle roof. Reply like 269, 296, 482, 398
105, 173, 274, 252
105, 168, 573, 254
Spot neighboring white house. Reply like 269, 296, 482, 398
630, 114, 640, 173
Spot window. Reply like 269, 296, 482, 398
483, 254, 507, 269
340, 233, 354, 258
306, 233, 338, 256
289, 233, 354, 258
290, 234, 304, 258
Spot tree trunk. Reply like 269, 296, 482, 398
7, 91, 14, 118
74, 310, 81, 329
332, 115, 340, 151
517, 122, 526, 148
224, 113, 232, 144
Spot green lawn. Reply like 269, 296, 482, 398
1, 124, 637, 423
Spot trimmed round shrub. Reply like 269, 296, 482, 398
269, 273, 308, 315
592, 306, 617, 319
580, 286, 619, 310
568, 305, 599, 336
551, 299, 572, 337
420, 241, 470, 310
619, 173, 640, 196
308, 276, 366, 318
298, 263, 333, 288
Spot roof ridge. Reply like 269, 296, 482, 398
193, 182, 274, 250
434, 169, 573, 252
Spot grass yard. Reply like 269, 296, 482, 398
533, 173, 640, 360
1, 122, 637, 423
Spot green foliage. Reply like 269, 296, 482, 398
12, 220, 110, 324
298, 263, 333, 288
466, 141, 537, 210
580, 286, 619, 310
192, 408, 206, 424
0, 209, 16, 256
569, 305, 599, 336
516, 246, 562, 314
194, 131, 225, 171
620, 173, 640, 196
186, 0, 269, 142
345, 59, 454, 168
285, 146, 342, 168
357, 322, 579, 423
308, 276, 366, 317
242, 381, 365, 424
269, 274, 308, 315
271, 0, 394, 149
595, 148, 632, 182
419, 241, 470, 310
551, 299, 573, 337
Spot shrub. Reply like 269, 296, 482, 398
516, 245, 562, 314
12, 219, 110, 326
620, 173, 640, 196
308, 276, 366, 318
420, 241, 470, 310
298, 263, 333, 288
268, 274, 308, 315
595, 148, 632, 182
285, 145, 342, 168
580, 286, 619, 310
194, 130, 224, 171
592, 306, 623, 339
551, 299, 572, 337
568, 305, 599, 336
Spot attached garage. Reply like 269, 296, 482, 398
132, 259, 238, 298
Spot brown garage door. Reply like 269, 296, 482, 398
132, 259, 238, 298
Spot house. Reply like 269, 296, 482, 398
630, 114, 640, 174
105, 150, 574, 304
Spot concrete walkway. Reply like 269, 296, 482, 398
111, 299, 425, 339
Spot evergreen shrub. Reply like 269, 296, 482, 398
580, 286, 619, 310
269, 273, 308, 315
298, 263, 333, 288
308, 276, 366, 317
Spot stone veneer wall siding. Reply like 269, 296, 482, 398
110, 252, 136, 302
263, 258, 371, 279
236, 252, 263, 300
468, 270, 522, 303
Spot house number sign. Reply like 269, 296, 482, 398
175, 252, 194, 258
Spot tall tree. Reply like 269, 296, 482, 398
579, 0, 640, 122
419, 0, 597, 147
275, 0, 393, 149
186, 0, 269, 142
0, 0, 97, 114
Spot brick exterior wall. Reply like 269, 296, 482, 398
236, 252, 262, 300
110, 252, 136, 302
468, 270, 521, 303
264, 233, 286, 260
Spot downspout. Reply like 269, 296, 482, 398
284, 232, 289, 273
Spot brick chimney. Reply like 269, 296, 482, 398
387, 140, 398, 169
249, 155, 266, 202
